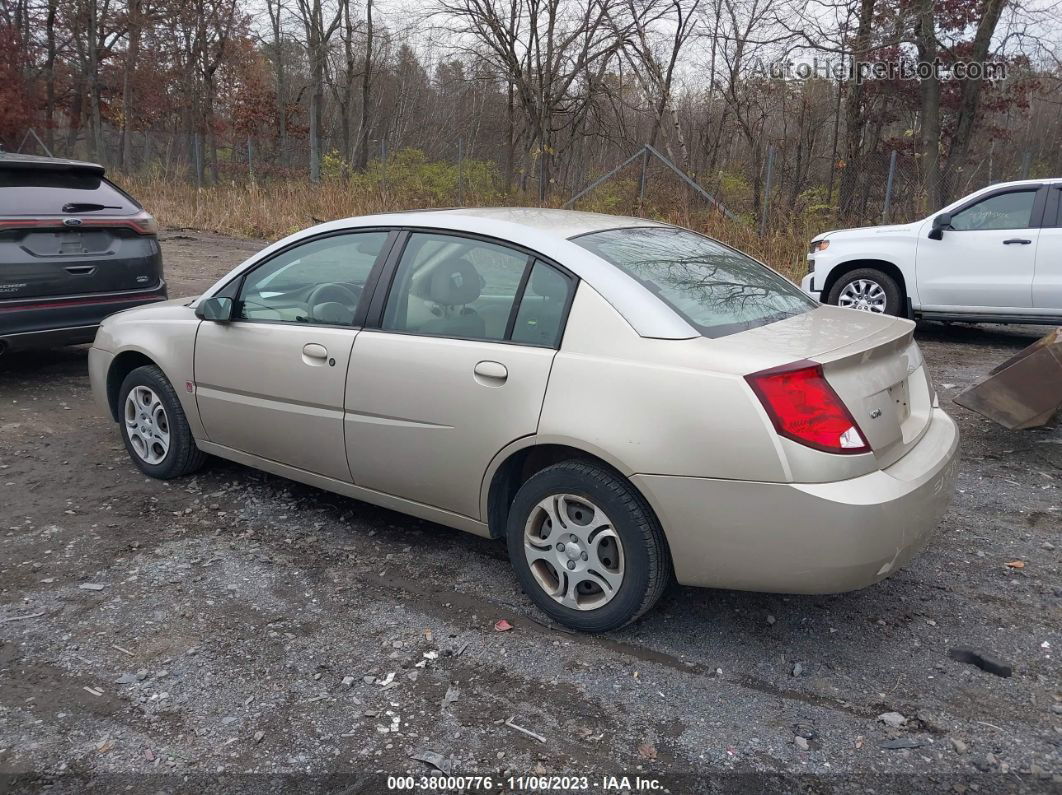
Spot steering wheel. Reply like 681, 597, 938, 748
306, 282, 361, 312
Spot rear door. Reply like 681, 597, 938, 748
345, 232, 574, 519
915, 186, 1042, 311
1033, 185, 1062, 312
0, 162, 161, 300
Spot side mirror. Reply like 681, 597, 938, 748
195, 296, 234, 322
928, 212, 952, 240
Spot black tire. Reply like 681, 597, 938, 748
827, 268, 905, 317
506, 460, 671, 632
118, 364, 207, 479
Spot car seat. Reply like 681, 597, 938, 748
415, 257, 486, 338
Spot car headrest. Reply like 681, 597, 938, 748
311, 301, 354, 325
530, 265, 567, 301
424, 258, 482, 306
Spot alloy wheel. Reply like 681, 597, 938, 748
523, 494, 625, 610
124, 385, 170, 465
837, 278, 887, 313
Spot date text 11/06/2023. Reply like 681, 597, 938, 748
386, 774, 665, 791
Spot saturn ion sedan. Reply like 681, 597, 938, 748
89, 208, 959, 631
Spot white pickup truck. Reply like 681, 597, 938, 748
801, 179, 1062, 324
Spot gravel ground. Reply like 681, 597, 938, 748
0, 230, 1060, 793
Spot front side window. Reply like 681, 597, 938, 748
950, 190, 1037, 231
383, 233, 533, 342
574, 227, 815, 338
236, 231, 388, 325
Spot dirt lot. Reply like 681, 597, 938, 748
1, 230, 1060, 793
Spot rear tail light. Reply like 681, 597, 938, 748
746, 360, 870, 455
0, 210, 159, 235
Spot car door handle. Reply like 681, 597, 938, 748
473, 360, 508, 384
302, 343, 329, 361
1003, 238, 1032, 245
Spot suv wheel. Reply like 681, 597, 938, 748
119, 365, 207, 479
828, 268, 904, 316
506, 461, 671, 632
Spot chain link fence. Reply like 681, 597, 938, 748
12, 124, 1043, 238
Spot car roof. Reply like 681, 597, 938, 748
415, 207, 669, 239
0, 153, 106, 175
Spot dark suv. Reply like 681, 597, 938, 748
0, 154, 166, 354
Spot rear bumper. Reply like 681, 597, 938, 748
633, 407, 960, 593
0, 283, 166, 352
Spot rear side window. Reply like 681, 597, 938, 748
382, 232, 531, 342
574, 227, 815, 338
0, 169, 140, 215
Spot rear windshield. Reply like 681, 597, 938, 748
0, 169, 140, 216
573, 227, 815, 337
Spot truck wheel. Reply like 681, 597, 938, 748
828, 269, 904, 317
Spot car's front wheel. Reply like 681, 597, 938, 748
506, 461, 671, 632
828, 268, 904, 316
119, 364, 206, 479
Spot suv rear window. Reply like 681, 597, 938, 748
573, 227, 815, 337
0, 169, 140, 216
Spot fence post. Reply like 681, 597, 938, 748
247, 136, 254, 182
193, 132, 202, 189
638, 146, 649, 207
759, 145, 775, 238
882, 150, 897, 224
380, 139, 387, 193
1020, 151, 1032, 180
457, 138, 464, 206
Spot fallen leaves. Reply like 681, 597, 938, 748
494, 619, 513, 632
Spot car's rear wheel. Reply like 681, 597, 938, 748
828, 268, 903, 316
506, 461, 670, 632
119, 365, 206, 479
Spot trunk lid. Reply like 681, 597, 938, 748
813, 318, 931, 468
722, 305, 932, 469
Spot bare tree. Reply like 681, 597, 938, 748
439, 0, 632, 199
292, 0, 343, 180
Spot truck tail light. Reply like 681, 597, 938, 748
745, 360, 870, 455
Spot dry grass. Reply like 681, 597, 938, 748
122, 174, 817, 283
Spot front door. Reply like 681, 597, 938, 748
194, 230, 391, 481
345, 232, 574, 518
915, 187, 1041, 311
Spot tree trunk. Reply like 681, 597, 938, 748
917, 0, 941, 208
268, 0, 288, 165
44, 0, 58, 153
119, 0, 141, 170
356, 0, 373, 171
87, 0, 104, 162
838, 0, 876, 219
943, 0, 1006, 202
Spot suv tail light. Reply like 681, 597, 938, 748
746, 360, 870, 455
0, 210, 159, 235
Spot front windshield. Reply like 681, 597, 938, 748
573, 227, 815, 338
